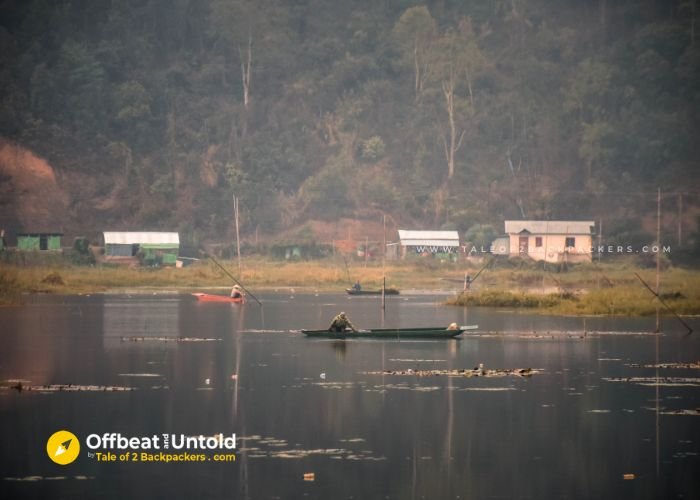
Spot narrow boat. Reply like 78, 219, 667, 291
191, 292, 245, 303
302, 325, 477, 339
345, 288, 400, 295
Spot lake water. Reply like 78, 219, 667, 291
1, 292, 699, 499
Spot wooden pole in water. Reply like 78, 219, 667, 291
208, 253, 262, 307
678, 192, 683, 247
655, 188, 661, 333
635, 272, 692, 334
234, 194, 241, 275
382, 214, 386, 312
598, 219, 602, 263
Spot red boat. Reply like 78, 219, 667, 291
191, 292, 245, 303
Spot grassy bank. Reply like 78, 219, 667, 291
447, 286, 700, 316
2, 257, 699, 316
0, 258, 412, 303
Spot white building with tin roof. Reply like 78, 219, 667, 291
397, 230, 460, 257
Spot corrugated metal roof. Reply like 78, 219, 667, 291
504, 221, 594, 235
103, 232, 180, 245
398, 230, 460, 247
17, 232, 64, 236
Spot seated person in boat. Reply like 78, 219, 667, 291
230, 285, 244, 299
328, 312, 357, 332
352, 280, 362, 292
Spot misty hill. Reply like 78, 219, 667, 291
0, 0, 698, 251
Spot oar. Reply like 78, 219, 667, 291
461, 256, 495, 292
207, 253, 262, 307
469, 256, 495, 285
634, 272, 692, 335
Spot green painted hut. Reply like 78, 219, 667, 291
17, 232, 63, 251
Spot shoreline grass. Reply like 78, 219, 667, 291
446, 287, 700, 316
2, 257, 699, 316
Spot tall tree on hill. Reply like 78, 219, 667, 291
429, 18, 483, 181
392, 6, 437, 101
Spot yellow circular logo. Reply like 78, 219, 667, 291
46, 430, 80, 465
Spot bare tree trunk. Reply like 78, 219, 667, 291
240, 33, 252, 110
237, 33, 252, 145
441, 73, 465, 179
414, 38, 421, 98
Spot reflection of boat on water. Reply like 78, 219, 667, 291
191, 292, 244, 304
345, 288, 400, 295
302, 325, 477, 339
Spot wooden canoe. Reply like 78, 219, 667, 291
302, 325, 477, 339
345, 288, 400, 295
191, 292, 245, 303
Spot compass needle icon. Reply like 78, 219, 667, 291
47, 431, 80, 465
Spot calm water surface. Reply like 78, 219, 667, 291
1, 292, 699, 499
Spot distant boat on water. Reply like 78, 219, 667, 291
191, 292, 245, 304
303, 325, 477, 338
345, 288, 399, 296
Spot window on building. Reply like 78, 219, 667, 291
535, 237, 543, 247
565, 237, 575, 248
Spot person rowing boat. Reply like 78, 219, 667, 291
230, 285, 245, 299
328, 312, 357, 333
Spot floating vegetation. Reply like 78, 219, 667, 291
603, 377, 700, 387
236, 435, 385, 461
2, 383, 135, 392
117, 373, 163, 377
659, 409, 700, 416
466, 331, 586, 339
0, 379, 31, 385
313, 382, 358, 390
362, 367, 540, 378
120, 336, 222, 342
240, 329, 289, 334
389, 359, 447, 363
377, 384, 440, 392
467, 330, 658, 338
3, 476, 94, 481
627, 362, 700, 370
457, 387, 517, 392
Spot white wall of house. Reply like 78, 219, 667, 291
508, 233, 593, 262
504, 220, 595, 263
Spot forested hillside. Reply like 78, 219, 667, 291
0, 0, 698, 249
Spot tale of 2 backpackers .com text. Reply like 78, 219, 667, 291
91, 451, 236, 463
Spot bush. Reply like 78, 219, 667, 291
0, 268, 22, 305
448, 290, 562, 308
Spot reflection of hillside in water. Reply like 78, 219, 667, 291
102, 295, 180, 350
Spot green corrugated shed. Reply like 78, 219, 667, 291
17, 233, 63, 251
103, 232, 179, 265
161, 253, 178, 265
